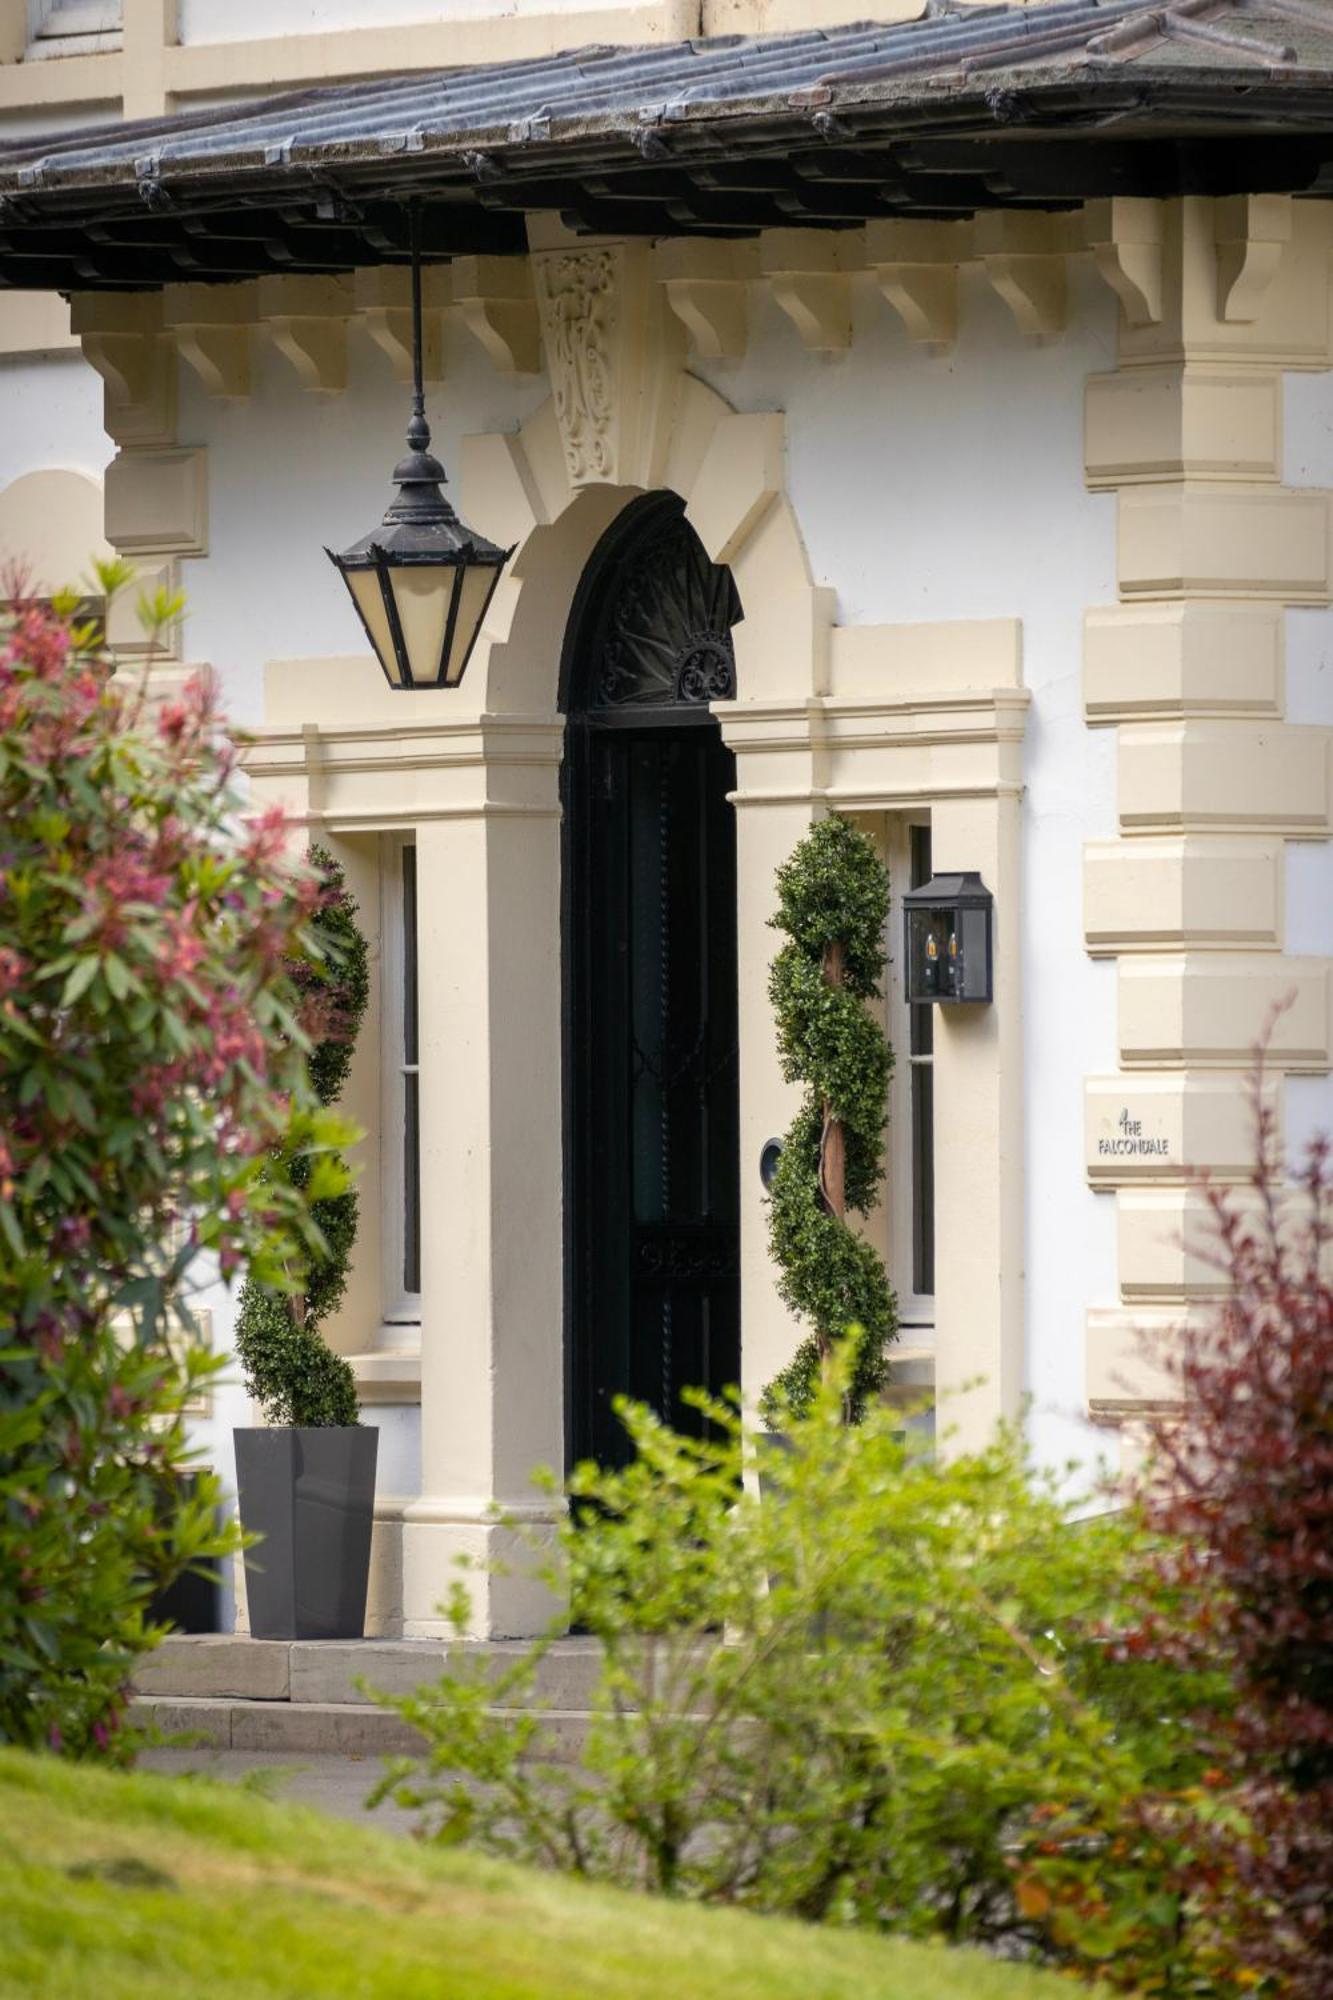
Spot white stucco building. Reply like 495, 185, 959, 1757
1, 0, 1330, 1636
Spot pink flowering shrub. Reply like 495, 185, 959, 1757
0, 578, 348, 1758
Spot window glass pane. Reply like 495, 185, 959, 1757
912, 1063, 935, 1300
403, 1073, 421, 1298
402, 844, 418, 1066
909, 826, 933, 1058
907, 824, 935, 1299
401, 846, 420, 1295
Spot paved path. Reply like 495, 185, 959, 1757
139, 1747, 421, 1835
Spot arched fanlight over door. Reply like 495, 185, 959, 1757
578, 495, 741, 716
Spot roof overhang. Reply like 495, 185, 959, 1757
1, 0, 1332, 291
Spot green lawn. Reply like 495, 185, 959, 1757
0, 1749, 1100, 2000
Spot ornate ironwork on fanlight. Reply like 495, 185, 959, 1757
593, 511, 741, 711
328, 209, 514, 690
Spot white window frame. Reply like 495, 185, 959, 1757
379, 833, 421, 1329
885, 813, 936, 1336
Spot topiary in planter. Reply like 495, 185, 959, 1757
233, 846, 369, 1428
762, 815, 896, 1424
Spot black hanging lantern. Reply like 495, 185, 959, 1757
903, 872, 994, 1006
328, 207, 514, 690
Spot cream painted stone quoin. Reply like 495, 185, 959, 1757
242, 229, 1030, 1634
1081, 194, 1333, 1438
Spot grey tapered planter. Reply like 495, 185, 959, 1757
234, 1426, 378, 1641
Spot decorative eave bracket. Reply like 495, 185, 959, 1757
1084, 197, 1164, 328
1215, 192, 1292, 324
655, 238, 756, 360
163, 281, 256, 399
354, 264, 447, 384
759, 229, 855, 353
258, 273, 354, 394
865, 218, 970, 348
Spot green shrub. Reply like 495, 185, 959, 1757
0, 580, 348, 1758
372, 1376, 1207, 1973
763, 816, 896, 1421
233, 846, 367, 1429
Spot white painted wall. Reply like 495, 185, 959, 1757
694, 261, 1121, 1481
0, 350, 109, 498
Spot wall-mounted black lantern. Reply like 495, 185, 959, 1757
903, 872, 994, 1005
327, 207, 514, 690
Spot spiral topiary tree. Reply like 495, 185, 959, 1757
762, 815, 896, 1424
233, 846, 369, 1429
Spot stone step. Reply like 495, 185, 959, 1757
134, 1635, 606, 1710
132, 1694, 592, 1762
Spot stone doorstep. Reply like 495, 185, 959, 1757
133, 1634, 607, 1710
130, 1696, 593, 1764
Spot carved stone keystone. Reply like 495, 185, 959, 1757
532, 240, 684, 489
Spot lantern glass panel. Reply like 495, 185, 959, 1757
388, 562, 454, 688
960, 906, 990, 1002
444, 561, 497, 687
346, 567, 401, 686
907, 906, 948, 1001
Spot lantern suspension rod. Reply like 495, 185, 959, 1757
408, 199, 428, 457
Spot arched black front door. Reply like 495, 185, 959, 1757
563, 493, 742, 1470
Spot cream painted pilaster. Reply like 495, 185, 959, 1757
930, 791, 1024, 1450
403, 791, 565, 1640
715, 705, 823, 1406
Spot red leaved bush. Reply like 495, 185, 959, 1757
1128, 1040, 1333, 1996
0, 582, 349, 1756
